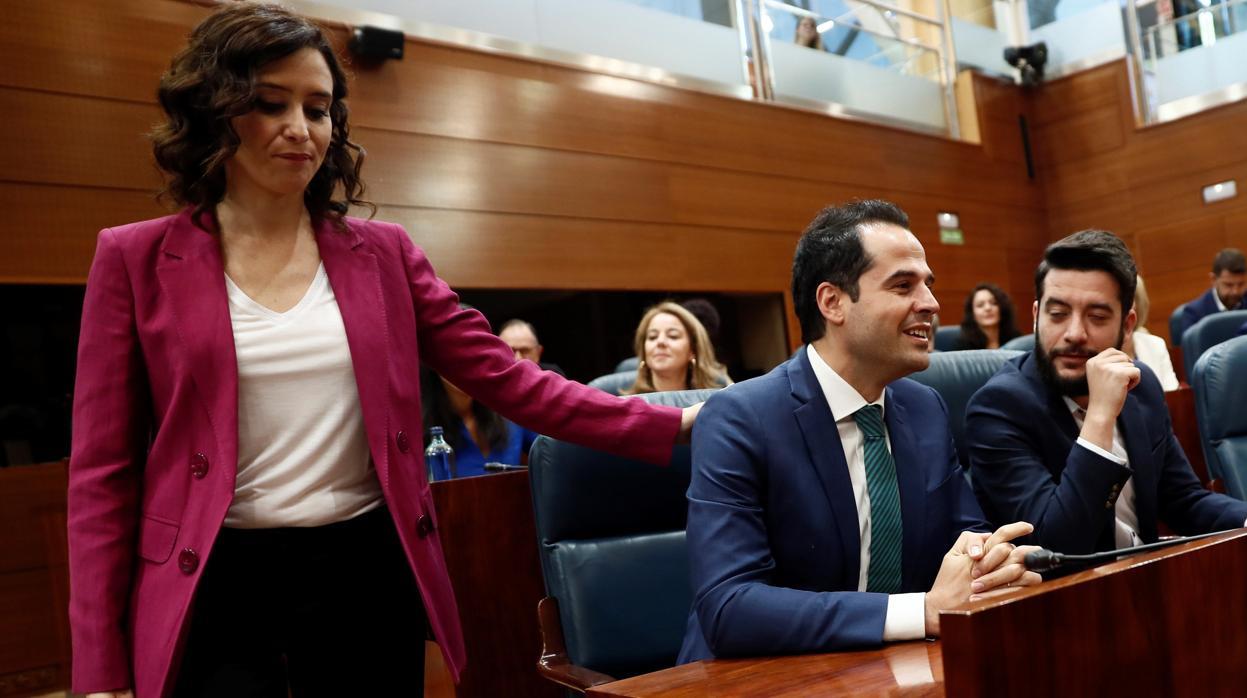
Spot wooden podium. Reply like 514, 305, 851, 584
941, 529, 1247, 696
584, 530, 1247, 696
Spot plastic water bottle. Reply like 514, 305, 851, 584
424, 426, 456, 482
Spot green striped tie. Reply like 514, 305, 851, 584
853, 404, 903, 594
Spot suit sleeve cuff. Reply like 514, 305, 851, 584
1076, 437, 1127, 466
882, 592, 927, 641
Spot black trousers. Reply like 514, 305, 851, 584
173, 506, 428, 697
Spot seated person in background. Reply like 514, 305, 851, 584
625, 302, 730, 394
1123, 274, 1179, 391
794, 15, 825, 50
421, 367, 536, 477
1178, 247, 1246, 341
953, 283, 1021, 350
967, 231, 1247, 555
679, 200, 1039, 663
498, 318, 565, 376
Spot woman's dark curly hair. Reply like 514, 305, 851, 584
151, 2, 372, 228
959, 282, 1021, 349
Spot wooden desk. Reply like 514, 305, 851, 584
587, 641, 944, 697
586, 531, 1247, 697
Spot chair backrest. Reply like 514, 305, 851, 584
529, 389, 716, 679
933, 325, 961, 352
1180, 309, 1247, 382
614, 356, 640, 373
1169, 303, 1187, 346
909, 350, 1023, 470
1191, 336, 1247, 500
1001, 333, 1035, 351
587, 370, 637, 396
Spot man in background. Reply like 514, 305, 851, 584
498, 319, 565, 376
1177, 248, 1246, 342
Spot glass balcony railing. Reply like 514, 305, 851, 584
1129, 0, 1247, 122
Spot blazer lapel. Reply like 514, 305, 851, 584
317, 220, 393, 485
155, 210, 239, 490
882, 388, 926, 591
789, 353, 861, 587
1117, 395, 1157, 542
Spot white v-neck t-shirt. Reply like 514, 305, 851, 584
223, 263, 382, 528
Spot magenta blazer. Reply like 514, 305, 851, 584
68, 210, 682, 697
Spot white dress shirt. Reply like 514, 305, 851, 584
806, 345, 926, 641
1064, 397, 1142, 549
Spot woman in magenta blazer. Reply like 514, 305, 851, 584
70, 5, 693, 697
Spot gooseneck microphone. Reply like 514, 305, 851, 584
1023, 529, 1236, 572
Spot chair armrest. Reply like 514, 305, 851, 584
536, 596, 616, 692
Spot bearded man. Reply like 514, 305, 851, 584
966, 230, 1247, 554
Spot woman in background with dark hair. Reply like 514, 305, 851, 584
421, 368, 536, 476
68, 4, 697, 697
954, 282, 1021, 350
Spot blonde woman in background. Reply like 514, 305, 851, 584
1126, 274, 1180, 391
626, 302, 731, 394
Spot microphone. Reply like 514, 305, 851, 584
1023, 529, 1235, 572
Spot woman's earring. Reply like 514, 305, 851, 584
690, 355, 697, 365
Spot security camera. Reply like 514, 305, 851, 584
1004, 42, 1048, 87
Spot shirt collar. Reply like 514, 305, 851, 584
1214, 289, 1228, 312
805, 344, 886, 422
1061, 396, 1083, 417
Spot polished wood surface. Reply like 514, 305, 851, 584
2, 0, 1051, 341
0, 461, 70, 698
594, 531, 1247, 697
536, 596, 617, 692
941, 529, 1247, 696
587, 641, 944, 697
430, 471, 560, 698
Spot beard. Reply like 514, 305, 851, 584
1034, 325, 1127, 398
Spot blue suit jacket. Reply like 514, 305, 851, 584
966, 352, 1247, 554
677, 350, 989, 662
1181, 288, 1245, 340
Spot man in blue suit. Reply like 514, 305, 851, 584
1177, 248, 1245, 343
678, 200, 1040, 663
967, 231, 1247, 555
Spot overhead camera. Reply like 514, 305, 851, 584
1004, 42, 1048, 87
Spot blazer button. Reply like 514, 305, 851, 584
178, 548, 199, 574
190, 452, 209, 479
396, 430, 411, 454
416, 514, 434, 538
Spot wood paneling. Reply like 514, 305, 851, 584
0, 462, 70, 697
1032, 59, 1247, 339
2, 0, 1048, 344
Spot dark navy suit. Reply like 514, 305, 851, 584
677, 349, 989, 662
966, 352, 1247, 554
1180, 288, 1245, 341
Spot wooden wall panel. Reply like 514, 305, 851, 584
1032, 59, 1247, 340
1, 0, 1047, 335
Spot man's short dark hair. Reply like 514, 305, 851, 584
791, 200, 910, 344
1035, 230, 1137, 314
1213, 248, 1246, 275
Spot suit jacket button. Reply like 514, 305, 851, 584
190, 452, 209, 479
396, 430, 411, 454
417, 514, 434, 538
178, 548, 199, 574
